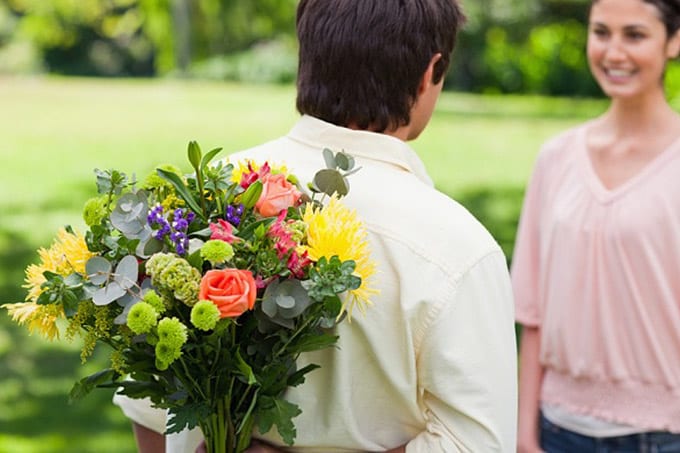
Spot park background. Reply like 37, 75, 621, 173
0, 0, 675, 451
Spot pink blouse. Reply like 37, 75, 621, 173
512, 123, 680, 433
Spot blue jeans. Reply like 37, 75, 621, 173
540, 412, 680, 453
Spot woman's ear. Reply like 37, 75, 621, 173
666, 29, 680, 59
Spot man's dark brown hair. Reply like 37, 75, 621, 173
295, 0, 466, 132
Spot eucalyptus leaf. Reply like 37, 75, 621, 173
114, 255, 139, 290
334, 152, 353, 171
322, 148, 336, 169
313, 169, 349, 197
275, 295, 296, 309
142, 237, 165, 256
86, 256, 112, 285
262, 280, 312, 322
93, 281, 125, 306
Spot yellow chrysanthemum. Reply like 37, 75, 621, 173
23, 228, 95, 302
54, 228, 95, 275
230, 160, 290, 184
3, 302, 63, 340
302, 196, 378, 319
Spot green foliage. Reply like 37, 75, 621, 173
256, 395, 301, 446
0, 0, 298, 76
189, 38, 298, 84
303, 256, 361, 302
480, 20, 599, 96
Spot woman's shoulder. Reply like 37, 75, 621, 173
534, 122, 590, 172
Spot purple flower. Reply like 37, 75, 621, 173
146, 206, 195, 254
226, 204, 245, 226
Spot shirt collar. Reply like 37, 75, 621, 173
287, 115, 434, 186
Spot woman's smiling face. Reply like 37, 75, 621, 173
587, 0, 680, 100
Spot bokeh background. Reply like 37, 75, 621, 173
0, 0, 676, 451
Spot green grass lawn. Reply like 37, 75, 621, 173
0, 76, 606, 452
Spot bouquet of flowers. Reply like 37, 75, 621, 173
3, 142, 376, 453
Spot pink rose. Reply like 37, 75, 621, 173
199, 269, 257, 318
255, 173, 302, 217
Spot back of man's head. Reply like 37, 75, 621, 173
295, 0, 465, 133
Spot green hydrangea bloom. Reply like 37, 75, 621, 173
200, 240, 235, 266
157, 317, 188, 350
145, 253, 174, 276
155, 341, 182, 368
82, 196, 109, 227
143, 290, 166, 314
142, 164, 183, 191
146, 253, 201, 306
126, 302, 159, 334
191, 300, 221, 331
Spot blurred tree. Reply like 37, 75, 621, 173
0, 0, 297, 76
4, 0, 155, 75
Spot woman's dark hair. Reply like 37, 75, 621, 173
295, 0, 466, 132
591, 0, 680, 36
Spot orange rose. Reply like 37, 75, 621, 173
199, 269, 257, 318
255, 173, 301, 217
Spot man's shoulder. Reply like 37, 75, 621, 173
227, 136, 291, 161
352, 173, 502, 277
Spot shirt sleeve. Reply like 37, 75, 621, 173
407, 251, 517, 452
112, 392, 167, 434
510, 155, 546, 327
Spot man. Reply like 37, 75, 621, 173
115, 0, 517, 451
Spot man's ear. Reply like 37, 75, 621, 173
418, 53, 443, 95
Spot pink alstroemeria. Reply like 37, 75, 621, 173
254, 274, 276, 290
268, 211, 297, 259
287, 250, 312, 279
209, 219, 237, 244
240, 161, 271, 189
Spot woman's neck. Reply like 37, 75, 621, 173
604, 89, 677, 136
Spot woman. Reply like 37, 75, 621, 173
513, 0, 680, 451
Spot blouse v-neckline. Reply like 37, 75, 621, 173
579, 123, 680, 204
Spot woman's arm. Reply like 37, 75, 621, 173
516, 325, 545, 453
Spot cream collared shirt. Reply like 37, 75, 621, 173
114, 115, 517, 452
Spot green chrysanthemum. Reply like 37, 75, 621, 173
155, 341, 182, 367
142, 164, 183, 191
156, 317, 188, 350
200, 240, 234, 266
82, 196, 109, 227
143, 290, 166, 314
126, 302, 159, 334
190, 300, 221, 331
